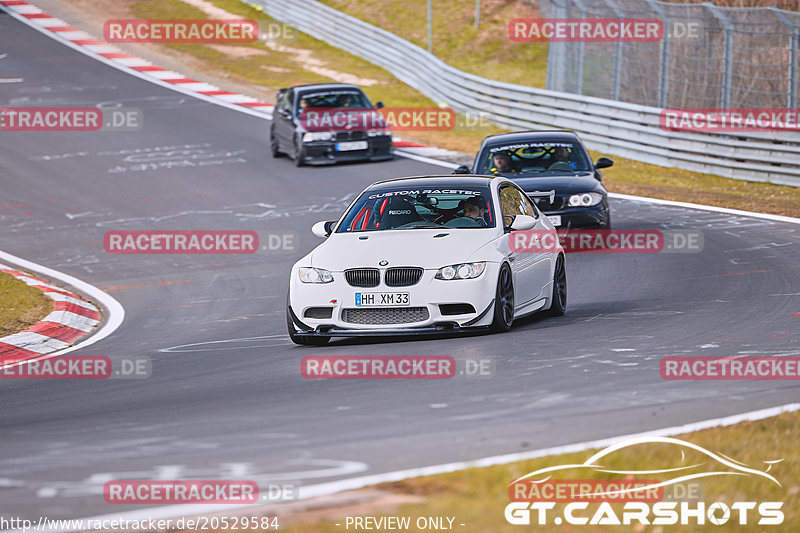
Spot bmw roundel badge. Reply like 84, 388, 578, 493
379, 260, 389, 266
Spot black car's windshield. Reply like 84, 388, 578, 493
337, 186, 495, 232
477, 141, 592, 175
296, 90, 371, 111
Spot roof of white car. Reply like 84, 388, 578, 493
368, 175, 504, 190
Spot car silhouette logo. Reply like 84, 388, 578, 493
379, 260, 389, 266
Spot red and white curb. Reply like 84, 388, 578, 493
0, 263, 101, 362
0, 0, 274, 114
0, 0, 464, 160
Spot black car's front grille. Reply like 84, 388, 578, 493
531, 195, 565, 212
345, 268, 380, 287
385, 267, 423, 287
335, 131, 367, 142
342, 307, 429, 325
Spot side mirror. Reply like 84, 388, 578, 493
375, 102, 384, 109
595, 157, 614, 170
452, 165, 471, 175
276, 88, 287, 102
312, 220, 335, 238
509, 214, 537, 231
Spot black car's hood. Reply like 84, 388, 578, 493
500, 172, 604, 194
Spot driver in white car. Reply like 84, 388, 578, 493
446, 197, 488, 227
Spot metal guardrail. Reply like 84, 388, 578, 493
246, 0, 800, 187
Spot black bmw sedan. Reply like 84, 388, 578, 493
456, 131, 613, 229
270, 83, 393, 166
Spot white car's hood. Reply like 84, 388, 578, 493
310, 229, 497, 271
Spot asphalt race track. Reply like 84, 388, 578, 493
1, 11, 799, 520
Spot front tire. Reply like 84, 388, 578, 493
491, 263, 514, 332
270, 127, 284, 158
545, 254, 567, 317
293, 136, 306, 167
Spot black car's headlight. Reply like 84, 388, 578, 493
435, 262, 486, 280
302, 131, 334, 142
568, 192, 604, 207
367, 129, 391, 137
298, 267, 334, 283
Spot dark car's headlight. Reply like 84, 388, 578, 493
298, 267, 334, 283
302, 131, 334, 142
568, 192, 604, 207
367, 129, 391, 137
435, 262, 486, 280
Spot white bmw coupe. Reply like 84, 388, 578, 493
286, 175, 566, 345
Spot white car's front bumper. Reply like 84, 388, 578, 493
288, 264, 501, 336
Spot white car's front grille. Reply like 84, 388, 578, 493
342, 307, 429, 325
345, 268, 380, 287
384, 267, 423, 287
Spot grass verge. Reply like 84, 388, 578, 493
276, 408, 800, 532
0, 271, 53, 337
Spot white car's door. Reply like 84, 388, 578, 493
498, 185, 552, 306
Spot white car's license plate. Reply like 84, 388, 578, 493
548, 215, 562, 227
355, 292, 409, 307
336, 141, 368, 151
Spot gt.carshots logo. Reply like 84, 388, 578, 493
505, 437, 784, 526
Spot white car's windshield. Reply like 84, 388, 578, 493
337, 186, 496, 232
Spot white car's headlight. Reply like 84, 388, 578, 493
367, 129, 391, 137
298, 267, 334, 283
302, 131, 334, 142
435, 262, 486, 280
568, 192, 604, 207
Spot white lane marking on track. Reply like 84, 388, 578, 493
158, 335, 292, 353
26, 402, 800, 531
28, 459, 368, 500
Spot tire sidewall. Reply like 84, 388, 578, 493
492, 263, 514, 332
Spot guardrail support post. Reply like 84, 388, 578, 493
644, 0, 671, 108
602, 0, 624, 101
427, 0, 433, 53
572, 0, 589, 97
769, 7, 799, 109
707, 4, 734, 109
